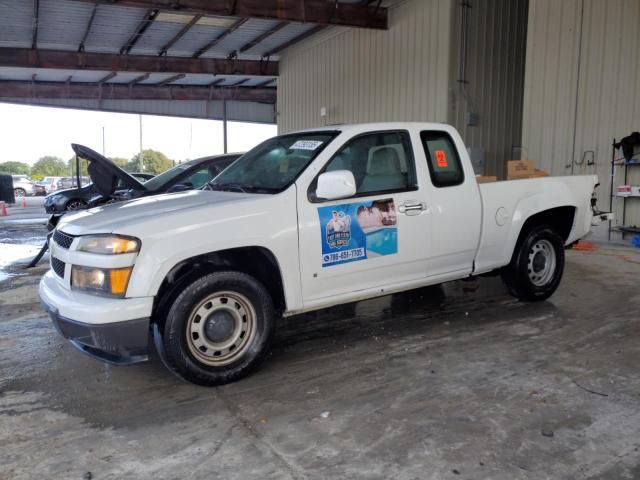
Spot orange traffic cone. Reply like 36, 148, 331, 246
21, 197, 27, 208
0, 202, 7, 217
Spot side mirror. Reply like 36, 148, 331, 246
316, 170, 356, 200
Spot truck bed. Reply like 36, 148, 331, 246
473, 175, 598, 274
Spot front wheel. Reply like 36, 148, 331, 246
502, 225, 565, 301
14, 188, 26, 198
154, 271, 275, 386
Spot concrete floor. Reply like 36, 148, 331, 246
1, 225, 640, 479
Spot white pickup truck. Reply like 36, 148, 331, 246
39, 123, 606, 386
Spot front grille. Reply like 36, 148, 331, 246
53, 230, 74, 249
51, 257, 65, 278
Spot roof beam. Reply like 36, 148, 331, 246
120, 9, 160, 55
31, 0, 40, 49
156, 73, 185, 86
0, 80, 276, 103
230, 21, 287, 58
193, 18, 248, 58
97, 71, 117, 83
68, 0, 388, 29
0, 48, 278, 76
129, 73, 149, 85
227, 78, 250, 87
252, 78, 276, 87
158, 14, 202, 56
78, 3, 99, 52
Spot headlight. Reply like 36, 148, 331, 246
71, 265, 133, 297
76, 235, 140, 255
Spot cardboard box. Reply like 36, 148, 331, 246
476, 175, 498, 184
507, 160, 534, 179
507, 160, 549, 180
530, 169, 550, 178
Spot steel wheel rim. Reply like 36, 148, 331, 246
14, 189, 25, 197
186, 291, 256, 367
527, 239, 556, 286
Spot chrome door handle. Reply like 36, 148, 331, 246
398, 201, 427, 215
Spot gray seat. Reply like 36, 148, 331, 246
359, 147, 406, 192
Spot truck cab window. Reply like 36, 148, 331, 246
421, 131, 464, 187
323, 131, 417, 196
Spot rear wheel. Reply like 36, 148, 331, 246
502, 225, 565, 301
154, 271, 275, 386
14, 188, 26, 198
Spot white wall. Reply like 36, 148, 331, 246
277, 0, 454, 132
522, 0, 640, 230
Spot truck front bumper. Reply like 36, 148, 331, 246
39, 271, 153, 365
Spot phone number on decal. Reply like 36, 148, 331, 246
322, 248, 366, 265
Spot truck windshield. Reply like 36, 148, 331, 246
209, 132, 338, 193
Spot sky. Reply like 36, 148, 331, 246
0, 103, 278, 165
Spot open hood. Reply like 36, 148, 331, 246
71, 144, 147, 197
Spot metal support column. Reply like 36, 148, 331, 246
222, 99, 228, 154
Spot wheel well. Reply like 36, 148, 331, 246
153, 247, 286, 324
518, 206, 576, 244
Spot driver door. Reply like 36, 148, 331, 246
297, 129, 433, 306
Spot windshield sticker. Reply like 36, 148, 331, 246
435, 150, 448, 168
291, 140, 324, 151
318, 198, 397, 267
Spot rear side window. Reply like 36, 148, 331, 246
421, 131, 464, 187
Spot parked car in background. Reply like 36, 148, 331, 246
112, 153, 241, 202
44, 172, 153, 213
58, 176, 91, 189
34, 177, 64, 195
43, 150, 239, 214
129, 173, 155, 183
11, 175, 35, 197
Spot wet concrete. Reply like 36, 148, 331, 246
1, 237, 640, 479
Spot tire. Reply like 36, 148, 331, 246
65, 199, 86, 211
154, 271, 275, 386
502, 224, 565, 301
14, 188, 26, 198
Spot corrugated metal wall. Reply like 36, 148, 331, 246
277, 0, 529, 180
522, 0, 640, 231
277, 0, 454, 132
449, 0, 529, 177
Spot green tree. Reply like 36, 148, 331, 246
68, 156, 89, 176
128, 149, 174, 174
109, 157, 129, 170
30, 156, 68, 179
0, 161, 31, 175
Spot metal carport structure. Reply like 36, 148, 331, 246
0, 0, 388, 145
